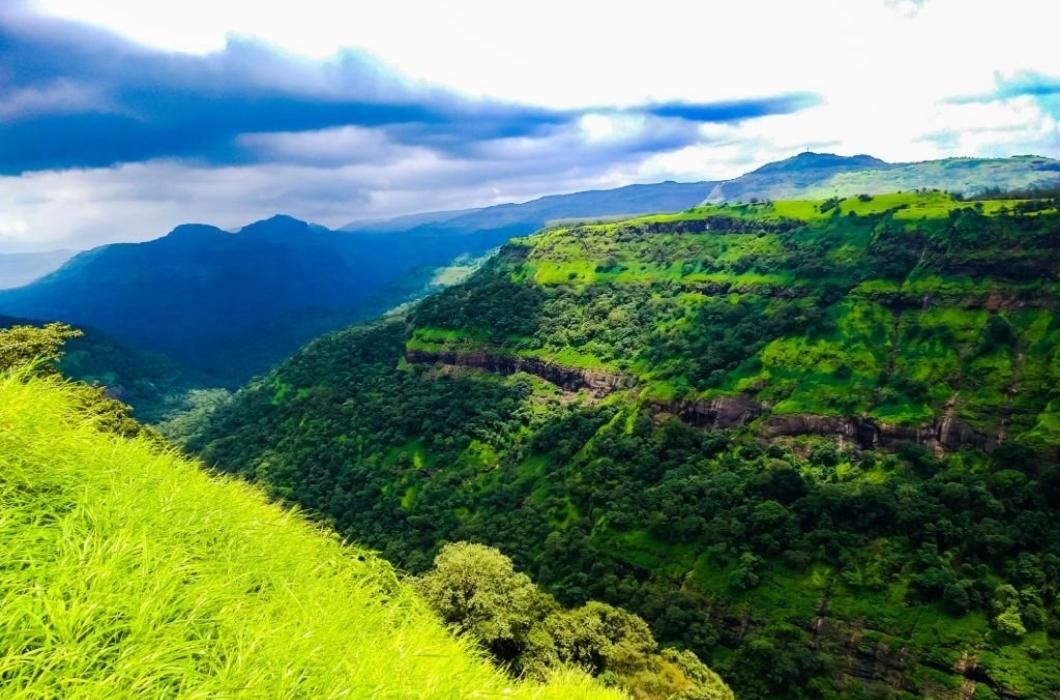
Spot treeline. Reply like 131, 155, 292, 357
417, 542, 733, 699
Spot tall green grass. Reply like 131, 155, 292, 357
0, 371, 620, 699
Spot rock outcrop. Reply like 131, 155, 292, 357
649, 394, 762, 429
651, 395, 993, 454
760, 412, 995, 454
405, 349, 635, 397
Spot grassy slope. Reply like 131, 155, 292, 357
0, 372, 619, 699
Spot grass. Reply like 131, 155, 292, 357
0, 371, 621, 699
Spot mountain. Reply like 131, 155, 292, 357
0, 181, 716, 391
3, 155, 1056, 406
0, 214, 518, 384
0, 249, 75, 289
0, 371, 623, 699
194, 191, 1060, 699
342, 180, 716, 233
702, 152, 1060, 203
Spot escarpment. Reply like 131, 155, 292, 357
408, 343, 1015, 455
648, 394, 762, 429
760, 411, 995, 454
405, 348, 636, 397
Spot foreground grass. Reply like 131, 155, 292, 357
0, 372, 620, 699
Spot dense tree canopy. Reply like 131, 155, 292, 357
196, 193, 1060, 699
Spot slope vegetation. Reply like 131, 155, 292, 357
702, 153, 1060, 203
0, 371, 620, 699
197, 190, 1060, 698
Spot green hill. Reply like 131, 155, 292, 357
702, 153, 1060, 203
0, 370, 623, 699
196, 191, 1060, 698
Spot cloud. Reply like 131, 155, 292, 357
645, 94, 823, 123
1, 0, 1058, 251
0, 4, 817, 175
991, 72, 1060, 101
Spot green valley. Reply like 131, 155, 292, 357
195, 191, 1060, 699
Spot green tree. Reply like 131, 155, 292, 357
0, 322, 154, 441
992, 584, 1026, 637
522, 601, 656, 678
0, 322, 82, 372
416, 542, 555, 660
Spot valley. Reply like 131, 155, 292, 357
191, 190, 1059, 698
4, 3, 1060, 697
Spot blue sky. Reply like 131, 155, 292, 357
0, 0, 1058, 251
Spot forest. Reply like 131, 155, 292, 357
193, 192, 1060, 698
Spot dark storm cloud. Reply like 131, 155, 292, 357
0, 4, 821, 174
644, 94, 822, 122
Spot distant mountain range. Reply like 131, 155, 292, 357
0, 216, 507, 382
342, 180, 714, 233
2, 152, 1057, 397
0, 181, 716, 385
701, 152, 1060, 202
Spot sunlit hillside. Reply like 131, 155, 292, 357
0, 371, 621, 699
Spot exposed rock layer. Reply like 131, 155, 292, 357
405, 349, 635, 397
408, 350, 996, 453
760, 412, 995, 453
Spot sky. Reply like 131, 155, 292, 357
0, 0, 1058, 251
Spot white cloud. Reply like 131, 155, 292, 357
4, 0, 1059, 250
29, 0, 1060, 109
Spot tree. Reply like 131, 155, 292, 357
992, 584, 1026, 637
657, 648, 735, 700
0, 322, 82, 372
416, 542, 555, 660
522, 601, 656, 678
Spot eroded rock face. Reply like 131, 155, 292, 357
408, 348, 997, 453
760, 413, 995, 453
649, 394, 762, 429
861, 289, 1055, 312
405, 349, 635, 397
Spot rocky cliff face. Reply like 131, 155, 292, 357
760, 412, 994, 454
405, 349, 635, 398
409, 348, 998, 454
651, 394, 995, 455
649, 394, 762, 429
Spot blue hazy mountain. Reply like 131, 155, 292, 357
342, 180, 715, 234
0, 180, 715, 383
0, 215, 511, 381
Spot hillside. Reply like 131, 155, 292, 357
702, 153, 1060, 203
2, 155, 1055, 406
0, 370, 624, 699
196, 191, 1060, 698
0, 315, 195, 422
